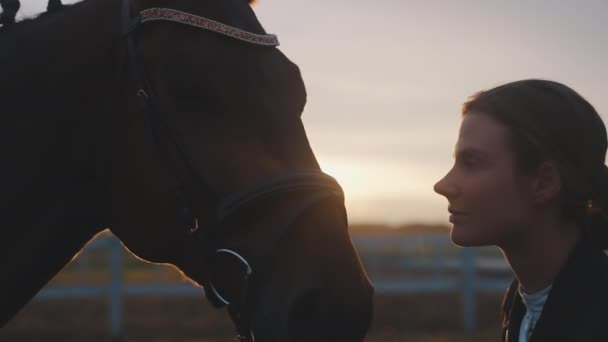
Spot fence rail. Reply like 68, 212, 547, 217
34, 232, 512, 337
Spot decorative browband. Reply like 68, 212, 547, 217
140, 8, 280, 47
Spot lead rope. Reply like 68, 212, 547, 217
228, 272, 255, 342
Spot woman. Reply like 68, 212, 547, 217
434, 79, 608, 341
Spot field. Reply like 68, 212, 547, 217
1, 225, 508, 341
2, 293, 504, 341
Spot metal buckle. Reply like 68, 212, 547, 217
136, 89, 149, 100
207, 249, 253, 306
188, 217, 199, 235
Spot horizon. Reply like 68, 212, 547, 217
13, 0, 608, 225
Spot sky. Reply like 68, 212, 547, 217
12, 0, 608, 225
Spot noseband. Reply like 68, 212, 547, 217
121, 1, 346, 340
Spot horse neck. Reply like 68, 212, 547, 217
0, 0, 124, 326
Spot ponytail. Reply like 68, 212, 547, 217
583, 165, 608, 249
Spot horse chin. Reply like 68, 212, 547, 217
249, 285, 373, 342
287, 292, 372, 342
171, 252, 212, 288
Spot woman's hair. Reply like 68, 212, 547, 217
462, 79, 608, 248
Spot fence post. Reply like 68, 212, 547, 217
461, 248, 477, 333
109, 238, 124, 339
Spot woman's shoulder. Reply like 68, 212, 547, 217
590, 249, 608, 288
568, 245, 608, 302
583, 244, 608, 278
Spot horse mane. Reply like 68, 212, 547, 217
0, 0, 258, 39
0, 0, 87, 38
0, 0, 121, 322
0, 0, 120, 121
0, 0, 109, 81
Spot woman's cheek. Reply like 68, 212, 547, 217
450, 170, 505, 246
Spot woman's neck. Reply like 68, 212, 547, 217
500, 217, 580, 293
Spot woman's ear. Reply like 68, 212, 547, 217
532, 161, 562, 204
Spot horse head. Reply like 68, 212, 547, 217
105, 0, 374, 340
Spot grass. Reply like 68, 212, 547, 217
2, 293, 504, 341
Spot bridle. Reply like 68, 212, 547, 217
120, 0, 346, 340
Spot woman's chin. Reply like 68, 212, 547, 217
450, 224, 488, 247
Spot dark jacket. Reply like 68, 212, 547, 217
501, 239, 608, 341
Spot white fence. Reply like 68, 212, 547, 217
354, 235, 512, 332
34, 233, 512, 337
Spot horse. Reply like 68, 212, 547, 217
0, 0, 374, 340
0, 0, 63, 25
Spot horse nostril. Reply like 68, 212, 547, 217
287, 289, 334, 341
286, 286, 372, 342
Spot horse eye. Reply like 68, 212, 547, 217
174, 95, 201, 112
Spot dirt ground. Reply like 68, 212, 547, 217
1, 292, 503, 342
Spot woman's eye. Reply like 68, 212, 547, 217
459, 155, 480, 169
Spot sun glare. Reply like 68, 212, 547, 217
321, 161, 368, 198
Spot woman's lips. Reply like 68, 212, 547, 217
448, 208, 468, 223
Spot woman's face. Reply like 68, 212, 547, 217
434, 113, 536, 247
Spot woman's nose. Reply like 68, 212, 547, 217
434, 169, 458, 199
